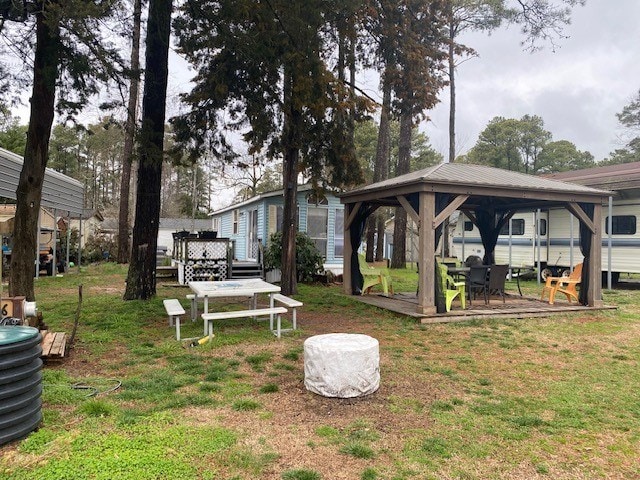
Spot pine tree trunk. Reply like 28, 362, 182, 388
117, 0, 142, 264
9, 4, 60, 300
124, 0, 172, 300
391, 109, 412, 269
370, 77, 392, 262
448, 16, 456, 164
280, 63, 300, 296
376, 215, 385, 261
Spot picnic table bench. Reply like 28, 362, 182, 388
201, 307, 287, 340
271, 294, 302, 336
163, 299, 186, 340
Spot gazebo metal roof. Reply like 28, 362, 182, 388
339, 163, 611, 208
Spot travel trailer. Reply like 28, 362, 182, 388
453, 199, 636, 284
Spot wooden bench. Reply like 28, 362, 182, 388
201, 307, 288, 340
163, 299, 186, 340
272, 293, 302, 336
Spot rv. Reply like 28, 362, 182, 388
453, 199, 636, 284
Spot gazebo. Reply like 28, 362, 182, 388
339, 163, 612, 315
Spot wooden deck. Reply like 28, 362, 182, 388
355, 292, 616, 323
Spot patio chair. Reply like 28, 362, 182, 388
439, 263, 466, 312
468, 265, 489, 304
358, 254, 393, 296
541, 263, 583, 305
485, 264, 509, 304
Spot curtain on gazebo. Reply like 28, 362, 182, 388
578, 202, 594, 306
475, 207, 511, 266
349, 203, 377, 294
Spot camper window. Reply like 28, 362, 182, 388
499, 219, 525, 236
606, 215, 636, 235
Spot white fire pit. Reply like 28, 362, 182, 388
303, 333, 380, 398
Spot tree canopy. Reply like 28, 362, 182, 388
461, 114, 595, 173
355, 118, 443, 182
604, 89, 640, 165
172, 0, 371, 293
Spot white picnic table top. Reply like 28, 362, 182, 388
188, 279, 281, 298
188, 279, 282, 316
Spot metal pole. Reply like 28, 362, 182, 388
461, 213, 466, 262
569, 214, 574, 268
52, 208, 57, 276
35, 211, 41, 278
508, 217, 513, 279
78, 213, 83, 272
535, 210, 541, 285
607, 196, 612, 290
66, 213, 71, 272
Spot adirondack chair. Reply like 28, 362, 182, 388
541, 263, 583, 305
358, 254, 393, 296
439, 263, 466, 311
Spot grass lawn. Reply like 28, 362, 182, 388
1, 263, 639, 479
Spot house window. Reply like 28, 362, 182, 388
212, 218, 220, 233
464, 221, 473, 231
499, 219, 525, 235
606, 215, 636, 235
307, 206, 328, 256
233, 209, 239, 235
268, 205, 284, 236
334, 209, 344, 258
307, 193, 328, 205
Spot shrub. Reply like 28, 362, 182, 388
83, 233, 117, 263
263, 231, 324, 283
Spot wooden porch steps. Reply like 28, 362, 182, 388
156, 266, 178, 279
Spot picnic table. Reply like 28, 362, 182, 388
188, 279, 281, 313
188, 279, 285, 338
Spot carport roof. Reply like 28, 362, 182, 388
0, 147, 84, 215
545, 161, 640, 198
339, 163, 612, 209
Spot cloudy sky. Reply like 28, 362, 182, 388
11, 1, 632, 163
419, 0, 640, 161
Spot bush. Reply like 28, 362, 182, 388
263, 231, 324, 283
84, 234, 117, 263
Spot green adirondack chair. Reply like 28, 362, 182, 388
358, 254, 393, 296
439, 263, 466, 311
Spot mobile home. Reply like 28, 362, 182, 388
210, 185, 345, 275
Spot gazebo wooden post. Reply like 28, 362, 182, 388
589, 202, 603, 306
417, 191, 436, 314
